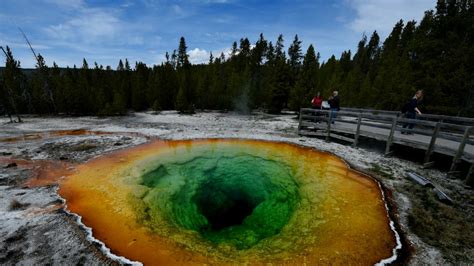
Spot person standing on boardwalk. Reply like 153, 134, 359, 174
311, 91, 323, 123
328, 91, 340, 124
402, 90, 423, 134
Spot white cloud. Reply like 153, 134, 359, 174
43, 3, 146, 48
347, 0, 434, 37
188, 48, 209, 64
46, 9, 120, 42
168, 47, 232, 65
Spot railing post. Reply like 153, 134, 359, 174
423, 122, 441, 167
385, 117, 398, 155
298, 108, 303, 135
449, 126, 471, 174
465, 163, 474, 185
353, 113, 362, 147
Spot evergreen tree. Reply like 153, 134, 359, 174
268, 34, 291, 113
289, 44, 319, 111
251, 33, 267, 66
131, 62, 149, 110
1, 46, 24, 121
117, 59, 124, 71
177, 37, 190, 68
266, 41, 275, 64
288, 34, 303, 71
61, 67, 79, 114
209, 52, 214, 64
30, 54, 57, 113
125, 59, 131, 71
275, 34, 285, 60
175, 37, 194, 113
249, 34, 268, 108
287, 34, 304, 109
111, 91, 127, 115
50, 62, 63, 113
160, 59, 179, 109
231, 41, 239, 59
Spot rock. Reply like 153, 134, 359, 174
5, 162, 17, 168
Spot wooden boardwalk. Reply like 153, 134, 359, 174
298, 108, 474, 184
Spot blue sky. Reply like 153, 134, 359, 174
0, 0, 435, 68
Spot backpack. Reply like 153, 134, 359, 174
401, 102, 410, 113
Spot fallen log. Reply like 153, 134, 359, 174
405, 171, 453, 205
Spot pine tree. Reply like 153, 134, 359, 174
111, 91, 127, 114
50, 62, 63, 113
267, 34, 291, 113
117, 59, 124, 71
1, 46, 24, 122
30, 54, 57, 113
251, 33, 267, 67
288, 34, 303, 71
160, 59, 179, 109
125, 59, 131, 71
177, 37, 190, 68
175, 37, 194, 113
209, 52, 214, 64
266, 41, 275, 64
287, 34, 304, 109
249, 34, 268, 108
231, 41, 239, 59
131, 62, 149, 110
176, 84, 190, 113
61, 67, 79, 114
275, 34, 285, 60
289, 44, 319, 111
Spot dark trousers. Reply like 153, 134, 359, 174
402, 111, 416, 132
312, 106, 322, 122
330, 108, 338, 124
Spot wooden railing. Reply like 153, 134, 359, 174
341, 107, 474, 126
299, 108, 474, 184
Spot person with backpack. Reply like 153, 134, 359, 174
402, 90, 423, 134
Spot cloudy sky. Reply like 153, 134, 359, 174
0, 0, 435, 68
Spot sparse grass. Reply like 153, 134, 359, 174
69, 143, 97, 152
8, 199, 30, 211
405, 183, 474, 263
369, 163, 395, 179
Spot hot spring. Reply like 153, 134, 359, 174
58, 139, 400, 264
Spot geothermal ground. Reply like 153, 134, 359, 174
0, 111, 473, 265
